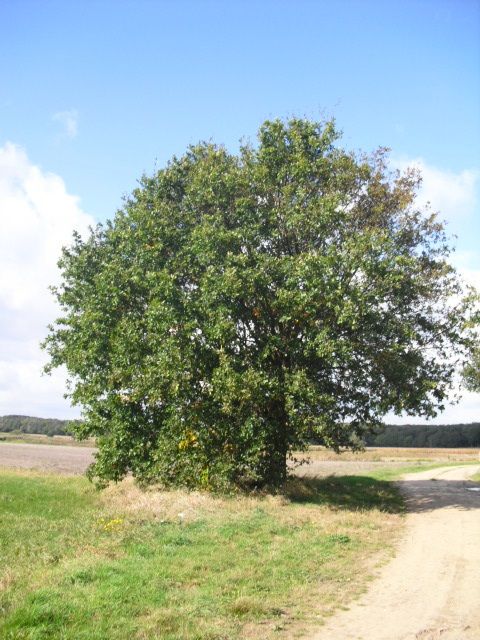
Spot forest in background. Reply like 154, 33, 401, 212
0, 415, 78, 437
364, 423, 480, 448
1, 415, 479, 448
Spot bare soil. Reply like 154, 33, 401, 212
0, 441, 95, 474
311, 464, 480, 640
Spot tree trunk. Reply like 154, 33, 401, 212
262, 397, 289, 487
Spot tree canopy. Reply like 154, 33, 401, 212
463, 346, 480, 393
43, 118, 475, 489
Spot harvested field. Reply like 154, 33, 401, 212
300, 445, 480, 462
0, 432, 93, 446
1, 441, 478, 479
0, 442, 95, 474
294, 446, 480, 479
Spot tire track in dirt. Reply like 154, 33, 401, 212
311, 464, 480, 640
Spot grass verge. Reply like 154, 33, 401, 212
369, 460, 480, 482
0, 469, 404, 640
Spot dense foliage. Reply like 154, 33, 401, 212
0, 415, 75, 437
364, 423, 480, 448
44, 118, 475, 489
463, 346, 480, 393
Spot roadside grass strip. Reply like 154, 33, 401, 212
0, 469, 403, 640
369, 460, 480, 482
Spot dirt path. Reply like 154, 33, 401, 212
0, 442, 95, 474
312, 464, 480, 640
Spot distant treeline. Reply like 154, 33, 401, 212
1, 415, 480, 448
0, 415, 79, 437
364, 423, 480, 448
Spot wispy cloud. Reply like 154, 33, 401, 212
52, 109, 79, 139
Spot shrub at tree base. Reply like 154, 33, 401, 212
43, 118, 476, 490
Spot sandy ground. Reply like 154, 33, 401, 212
0, 441, 95, 474
311, 464, 480, 640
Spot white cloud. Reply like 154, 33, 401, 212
0, 142, 94, 418
387, 390, 480, 425
392, 157, 480, 293
450, 252, 480, 296
387, 157, 480, 424
52, 109, 79, 139
393, 157, 479, 222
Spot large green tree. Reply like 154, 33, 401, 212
44, 118, 474, 489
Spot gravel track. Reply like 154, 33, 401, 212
311, 464, 480, 640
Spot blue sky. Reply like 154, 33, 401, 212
0, 0, 479, 420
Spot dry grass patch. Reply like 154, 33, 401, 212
101, 477, 292, 523
101, 479, 221, 522
299, 446, 480, 463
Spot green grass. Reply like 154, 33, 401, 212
369, 460, 480, 482
0, 470, 404, 640
286, 475, 404, 513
